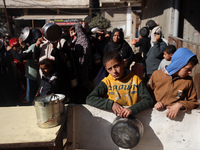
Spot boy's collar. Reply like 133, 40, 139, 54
162, 67, 170, 76
162, 67, 180, 79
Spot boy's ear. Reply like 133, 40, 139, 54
170, 53, 173, 58
104, 66, 107, 70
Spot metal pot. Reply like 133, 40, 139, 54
52, 94, 69, 114
42, 23, 62, 42
139, 27, 150, 37
20, 27, 30, 42
34, 94, 61, 128
111, 116, 144, 149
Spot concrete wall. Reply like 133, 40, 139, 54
141, 0, 200, 44
103, 8, 128, 34
66, 104, 200, 150
102, 7, 139, 47
140, 0, 174, 39
180, 0, 200, 44
0, 0, 90, 8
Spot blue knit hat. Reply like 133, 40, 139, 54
166, 47, 195, 75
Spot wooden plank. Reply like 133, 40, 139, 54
0, 106, 61, 149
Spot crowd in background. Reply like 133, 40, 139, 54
0, 20, 170, 107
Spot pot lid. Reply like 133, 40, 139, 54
20, 27, 30, 41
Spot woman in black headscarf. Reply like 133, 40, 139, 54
103, 28, 134, 69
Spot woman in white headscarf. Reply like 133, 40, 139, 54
145, 26, 168, 79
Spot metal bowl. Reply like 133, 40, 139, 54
42, 23, 62, 42
20, 27, 30, 41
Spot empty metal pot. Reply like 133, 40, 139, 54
52, 94, 69, 114
34, 94, 61, 128
111, 116, 144, 149
42, 23, 62, 42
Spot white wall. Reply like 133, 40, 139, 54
66, 104, 200, 150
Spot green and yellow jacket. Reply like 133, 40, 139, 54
86, 70, 155, 115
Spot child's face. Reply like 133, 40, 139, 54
40, 64, 52, 76
13, 45, 20, 53
163, 51, 172, 61
176, 62, 194, 78
105, 59, 124, 80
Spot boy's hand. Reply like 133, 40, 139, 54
50, 41, 58, 49
6, 46, 12, 51
36, 37, 45, 48
18, 37, 26, 48
132, 39, 137, 45
112, 102, 123, 116
166, 102, 183, 119
118, 107, 132, 118
154, 102, 165, 111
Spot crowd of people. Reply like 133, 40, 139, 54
0, 20, 199, 119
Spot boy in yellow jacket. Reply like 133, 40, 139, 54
86, 50, 154, 118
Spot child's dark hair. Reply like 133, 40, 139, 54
188, 55, 198, 66
163, 45, 176, 54
39, 58, 55, 69
103, 50, 122, 66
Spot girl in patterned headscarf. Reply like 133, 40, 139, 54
74, 23, 92, 65
73, 23, 93, 102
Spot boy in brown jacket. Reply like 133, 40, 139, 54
148, 47, 199, 119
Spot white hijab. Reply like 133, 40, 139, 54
150, 26, 168, 47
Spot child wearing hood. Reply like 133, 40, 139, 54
148, 47, 199, 119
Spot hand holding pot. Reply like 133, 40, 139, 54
50, 41, 58, 49
36, 37, 45, 48
6, 45, 12, 51
118, 107, 132, 118
18, 37, 26, 48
